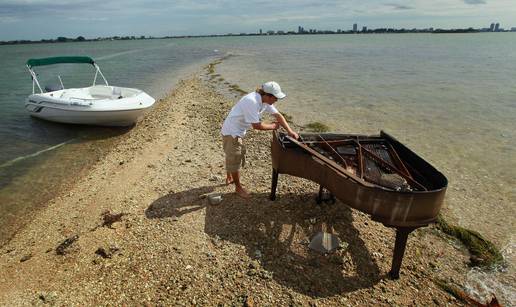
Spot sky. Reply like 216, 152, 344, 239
0, 0, 515, 40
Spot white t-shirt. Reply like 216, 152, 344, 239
221, 92, 279, 138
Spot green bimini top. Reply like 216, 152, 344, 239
26, 56, 95, 68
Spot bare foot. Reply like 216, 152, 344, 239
225, 173, 234, 185
235, 186, 250, 199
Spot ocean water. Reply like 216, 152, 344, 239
213, 33, 516, 305
0, 34, 515, 304
0, 39, 219, 167
214, 34, 515, 245
0, 39, 219, 245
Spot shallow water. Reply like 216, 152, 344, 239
0, 130, 121, 245
0, 39, 218, 245
212, 33, 515, 305
0, 39, 218, 167
214, 34, 515, 247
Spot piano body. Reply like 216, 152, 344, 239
270, 131, 448, 278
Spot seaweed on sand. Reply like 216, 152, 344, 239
55, 234, 79, 255
305, 122, 330, 133
434, 279, 501, 306
281, 112, 293, 122
206, 60, 222, 74
229, 84, 247, 95
101, 210, 125, 229
436, 215, 503, 268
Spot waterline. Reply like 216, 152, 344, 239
0, 139, 75, 169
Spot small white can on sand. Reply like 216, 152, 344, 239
207, 193, 223, 205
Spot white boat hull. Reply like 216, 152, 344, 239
26, 105, 147, 126
25, 86, 155, 126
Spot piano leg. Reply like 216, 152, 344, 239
389, 227, 416, 279
316, 186, 336, 205
316, 185, 324, 204
270, 168, 279, 200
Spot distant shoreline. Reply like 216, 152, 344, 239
3, 28, 514, 46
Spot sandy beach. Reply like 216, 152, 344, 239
0, 68, 476, 306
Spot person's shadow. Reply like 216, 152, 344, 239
146, 185, 381, 298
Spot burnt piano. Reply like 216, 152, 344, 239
270, 131, 448, 279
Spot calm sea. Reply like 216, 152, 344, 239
215, 33, 516, 304
0, 34, 514, 304
0, 39, 218, 245
215, 34, 516, 246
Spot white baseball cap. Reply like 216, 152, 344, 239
262, 81, 286, 99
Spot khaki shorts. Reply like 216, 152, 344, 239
222, 135, 246, 172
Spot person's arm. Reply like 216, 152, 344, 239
251, 122, 280, 131
273, 113, 299, 139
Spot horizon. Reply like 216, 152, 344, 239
1, 26, 513, 44
0, 0, 515, 41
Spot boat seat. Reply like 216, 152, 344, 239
89, 85, 123, 99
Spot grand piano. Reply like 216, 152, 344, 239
270, 131, 448, 278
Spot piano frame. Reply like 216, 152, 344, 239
270, 131, 448, 278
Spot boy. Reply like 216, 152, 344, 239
221, 81, 298, 198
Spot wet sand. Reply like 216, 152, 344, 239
0, 70, 474, 305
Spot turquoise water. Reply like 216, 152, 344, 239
0, 34, 514, 304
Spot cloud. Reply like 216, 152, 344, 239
0, 0, 515, 40
385, 3, 414, 10
0, 1, 107, 16
67, 17, 108, 22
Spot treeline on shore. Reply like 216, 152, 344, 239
0, 27, 492, 46
0, 35, 150, 46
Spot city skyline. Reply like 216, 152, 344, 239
2, 21, 515, 45
1, 0, 515, 41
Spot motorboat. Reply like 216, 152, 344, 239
25, 56, 155, 126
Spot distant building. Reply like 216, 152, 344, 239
495, 23, 500, 32
362, 26, 367, 32
490, 23, 495, 31
259, 29, 262, 35
298, 26, 304, 34
353, 23, 358, 32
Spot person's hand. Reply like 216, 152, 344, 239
288, 131, 299, 140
